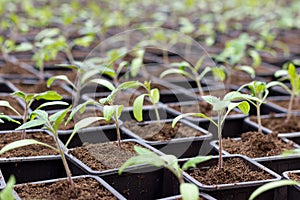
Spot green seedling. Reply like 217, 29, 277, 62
133, 81, 160, 122
274, 63, 300, 123
172, 91, 251, 169
0, 106, 78, 185
238, 81, 287, 132
160, 57, 225, 96
0, 176, 16, 200
119, 145, 212, 200
47, 60, 115, 107
0, 90, 67, 139
68, 81, 144, 148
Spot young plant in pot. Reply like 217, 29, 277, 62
0, 90, 67, 139
47, 60, 115, 107
0, 107, 124, 199
160, 58, 225, 96
119, 145, 212, 200
172, 91, 251, 168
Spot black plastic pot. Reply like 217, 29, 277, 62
210, 138, 300, 174
181, 155, 281, 200
159, 90, 197, 103
121, 119, 213, 158
101, 165, 179, 200
264, 96, 300, 113
0, 81, 15, 93
282, 170, 300, 200
66, 139, 164, 175
14, 175, 126, 200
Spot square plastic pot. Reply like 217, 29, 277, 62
282, 170, 300, 200
13, 175, 126, 200
121, 119, 213, 158
181, 155, 281, 200
158, 192, 217, 200
210, 137, 300, 174
0, 170, 6, 190
65, 139, 164, 175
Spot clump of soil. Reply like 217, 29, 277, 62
288, 172, 300, 182
0, 62, 36, 76
123, 121, 203, 141
15, 177, 117, 200
12, 81, 70, 96
0, 131, 58, 158
69, 141, 138, 171
58, 109, 114, 130
222, 131, 295, 158
251, 114, 300, 133
188, 157, 272, 185
0, 96, 24, 115
269, 99, 300, 111
169, 101, 240, 117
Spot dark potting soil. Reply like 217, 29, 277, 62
170, 101, 240, 117
0, 131, 58, 158
0, 96, 24, 115
0, 61, 36, 76
188, 157, 272, 185
15, 177, 117, 200
251, 114, 300, 133
58, 110, 114, 130
222, 131, 295, 158
12, 81, 70, 96
123, 121, 203, 141
288, 172, 300, 182
69, 141, 138, 171
269, 99, 300, 110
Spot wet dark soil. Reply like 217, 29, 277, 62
123, 121, 203, 141
187, 157, 272, 185
15, 177, 117, 200
0, 61, 36, 77
222, 131, 295, 158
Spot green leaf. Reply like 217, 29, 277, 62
66, 116, 106, 147
211, 67, 226, 81
0, 115, 21, 124
172, 113, 217, 128
15, 119, 45, 130
180, 183, 199, 200
134, 145, 154, 155
15, 42, 33, 52
249, 49, 261, 68
274, 69, 288, 78
133, 94, 146, 122
202, 95, 220, 105
35, 28, 60, 41
35, 91, 63, 101
288, 63, 297, 79
53, 107, 71, 131
249, 180, 299, 200
80, 69, 100, 84
160, 68, 191, 78
131, 57, 143, 77
88, 79, 115, 91
30, 109, 48, 121
0, 100, 21, 116
150, 88, 160, 104
0, 176, 15, 200
237, 101, 250, 114
55, 63, 79, 70
65, 100, 96, 125
47, 75, 76, 89
37, 101, 69, 110
0, 139, 58, 155
103, 105, 116, 121
182, 156, 212, 170
73, 35, 94, 47
12, 91, 26, 100
223, 91, 244, 101
235, 65, 255, 79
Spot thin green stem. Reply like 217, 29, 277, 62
217, 112, 223, 169
256, 103, 262, 133
153, 103, 160, 123
286, 92, 294, 123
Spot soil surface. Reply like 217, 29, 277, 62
58, 109, 114, 130
269, 99, 300, 111
222, 131, 295, 158
188, 157, 272, 185
123, 121, 203, 141
169, 101, 240, 117
15, 177, 117, 200
251, 114, 300, 133
69, 141, 138, 171
0, 131, 58, 158
0, 61, 36, 76
11, 81, 70, 96
288, 172, 300, 182
0, 96, 24, 115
